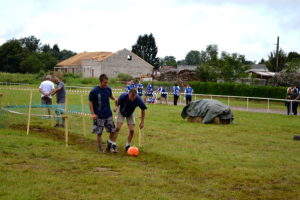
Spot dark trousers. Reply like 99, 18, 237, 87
186, 97, 192, 105
292, 102, 298, 115
174, 96, 179, 105
286, 102, 291, 115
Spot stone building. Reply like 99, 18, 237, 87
55, 48, 154, 78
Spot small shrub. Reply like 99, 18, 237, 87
117, 73, 133, 81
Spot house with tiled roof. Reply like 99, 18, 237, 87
55, 48, 153, 78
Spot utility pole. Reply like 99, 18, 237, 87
275, 36, 279, 72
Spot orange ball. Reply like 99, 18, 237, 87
127, 146, 139, 156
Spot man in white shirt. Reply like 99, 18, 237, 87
39, 75, 55, 118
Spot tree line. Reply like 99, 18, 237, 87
0, 35, 77, 73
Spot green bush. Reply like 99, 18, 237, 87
188, 82, 287, 99
117, 73, 133, 81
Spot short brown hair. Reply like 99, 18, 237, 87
129, 89, 137, 96
99, 74, 108, 82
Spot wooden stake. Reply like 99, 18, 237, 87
6, 87, 8, 103
27, 90, 33, 135
65, 95, 68, 148
139, 109, 142, 147
81, 95, 86, 137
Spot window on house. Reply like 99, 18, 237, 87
127, 55, 132, 61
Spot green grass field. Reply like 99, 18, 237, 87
0, 88, 300, 200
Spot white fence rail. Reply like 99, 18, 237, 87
0, 82, 30, 89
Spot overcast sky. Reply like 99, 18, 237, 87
0, 0, 299, 62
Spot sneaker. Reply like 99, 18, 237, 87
110, 144, 118, 153
54, 123, 60, 127
42, 116, 46, 119
125, 145, 130, 152
98, 148, 105, 153
61, 124, 65, 128
106, 140, 112, 152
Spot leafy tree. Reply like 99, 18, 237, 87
205, 44, 218, 61
195, 52, 250, 82
195, 63, 218, 82
258, 58, 265, 64
41, 44, 51, 53
199, 50, 208, 64
185, 50, 200, 65
265, 48, 287, 72
20, 53, 46, 73
285, 58, 300, 73
287, 51, 300, 62
131, 33, 159, 69
19, 35, 41, 53
37, 52, 57, 71
0, 39, 29, 73
59, 49, 77, 60
52, 44, 60, 52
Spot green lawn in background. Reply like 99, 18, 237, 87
0, 89, 300, 199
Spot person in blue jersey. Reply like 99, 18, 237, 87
125, 81, 131, 92
147, 94, 155, 104
112, 89, 147, 151
143, 82, 153, 103
173, 83, 180, 106
184, 84, 194, 105
157, 85, 168, 104
137, 80, 143, 97
130, 80, 136, 89
89, 74, 118, 153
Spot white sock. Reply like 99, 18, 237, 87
126, 142, 130, 146
109, 140, 116, 145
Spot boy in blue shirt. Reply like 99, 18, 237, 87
125, 82, 131, 92
184, 84, 194, 105
112, 89, 147, 151
173, 83, 180, 106
130, 80, 135, 89
157, 85, 168, 104
137, 81, 143, 97
89, 74, 118, 153
147, 94, 155, 104
144, 82, 153, 103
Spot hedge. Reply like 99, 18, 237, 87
188, 82, 287, 99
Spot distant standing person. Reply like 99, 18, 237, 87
39, 75, 55, 118
144, 82, 153, 103
137, 81, 143, 97
157, 85, 168, 104
184, 84, 194, 105
89, 74, 118, 153
112, 89, 147, 151
51, 76, 66, 128
125, 82, 131, 92
292, 88, 300, 115
173, 83, 180, 106
286, 88, 292, 115
130, 80, 135, 89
